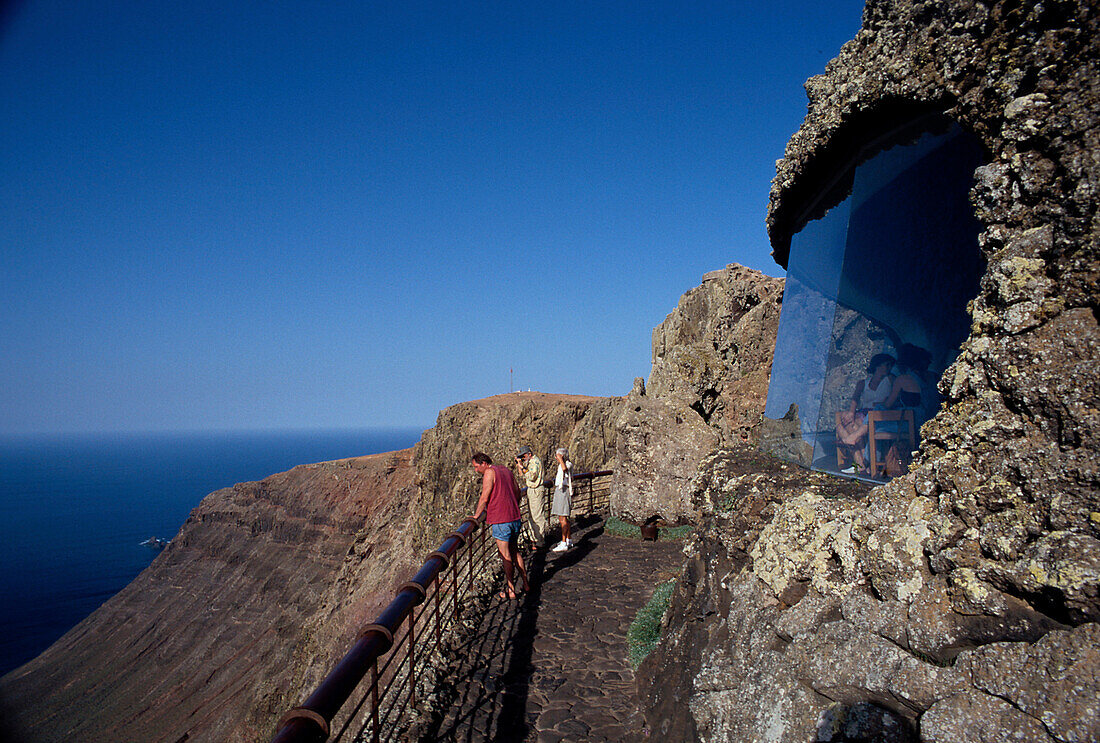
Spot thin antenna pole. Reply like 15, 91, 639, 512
510, 368, 513, 393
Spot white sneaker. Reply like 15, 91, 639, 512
551, 541, 569, 552
565, 539, 573, 548
840, 465, 857, 474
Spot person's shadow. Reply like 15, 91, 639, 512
491, 515, 601, 741
418, 515, 603, 742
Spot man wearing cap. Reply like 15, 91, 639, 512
516, 445, 548, 545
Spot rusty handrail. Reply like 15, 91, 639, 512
270, 470, 613, 743
271, 516, 483, 743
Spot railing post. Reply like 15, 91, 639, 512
370, 659, 379, 743
454, 541, 461, 617
434, 575, 442, 645
468, 525, 475, 596
407, 605, 416, 708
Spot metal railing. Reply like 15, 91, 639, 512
525, 469, 613, 518
269, 470, 613, 743
572, 469, 613, 514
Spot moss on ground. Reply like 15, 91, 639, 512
627, 579, 676, 668
605, 516, 694, 541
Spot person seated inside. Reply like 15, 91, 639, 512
857, 342, 934, 481
882, 343, 931, 415
836, 353, 896, 475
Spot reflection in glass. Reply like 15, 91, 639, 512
761, 122, 985, 480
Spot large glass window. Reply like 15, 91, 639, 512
762, 120, 985, 480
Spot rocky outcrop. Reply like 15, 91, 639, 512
412, 391, 618, 551
609, 264, 783, 523
649, 264, 784, 445
641, 449, 1097, 742
611, 383, 719, 523
638, 448, 872, 741
642, 1, 1100, 741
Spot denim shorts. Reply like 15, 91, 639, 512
490, 519, 522, 542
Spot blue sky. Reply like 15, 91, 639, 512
1, 0, 865, 435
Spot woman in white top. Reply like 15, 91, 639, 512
550, 448, 573, 552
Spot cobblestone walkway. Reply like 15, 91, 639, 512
422, 516, 684, 743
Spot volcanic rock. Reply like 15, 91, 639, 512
648, 263, 784, 445
610, 385, 719, 523
640, 1, 1100, 741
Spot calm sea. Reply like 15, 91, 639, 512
0, 427, 423, 677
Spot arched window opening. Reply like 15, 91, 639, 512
761, 116, 986, 480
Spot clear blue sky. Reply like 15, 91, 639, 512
1, 0, 865, 435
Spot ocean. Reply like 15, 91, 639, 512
0, 427, 424, 677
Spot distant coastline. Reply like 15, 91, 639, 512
0, 426, 425, 676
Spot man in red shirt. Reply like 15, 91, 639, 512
471, 452, 531, 599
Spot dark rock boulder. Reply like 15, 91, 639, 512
610, 384, 719, 523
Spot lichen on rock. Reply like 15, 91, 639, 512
640, 0, 1100, 740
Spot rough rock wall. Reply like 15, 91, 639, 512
612, 381, 720, 523
649, 264, 784, 445
644, 449, 1092, 742
643, 0, 1100, 741
412, 392, 619, 551
0, 450, 420, 743
610, 264, 782, 523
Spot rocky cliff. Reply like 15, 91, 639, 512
640, 0, 1100, 740
0, 450, 420, 743
412, 391, 619, 552
0, 392, 620, 742
611, 264, 783, 523
648, 264, 784, 445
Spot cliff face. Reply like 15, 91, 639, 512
412, 391, 619, 552
648, 264, 784, 445
611, 264, 783, 523
0, 450, 420, 743
0, 392, 620, 743
642, 0, 1100, 740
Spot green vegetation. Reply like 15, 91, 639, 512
661, 524, 694, 540
604, 516, 694, 541
627, 579, 676, 668
604, 516, 640, 538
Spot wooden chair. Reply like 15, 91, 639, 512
835, 412, 853, 469
867, 409, 916, 478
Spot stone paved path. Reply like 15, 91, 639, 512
422, 516, 684, 743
